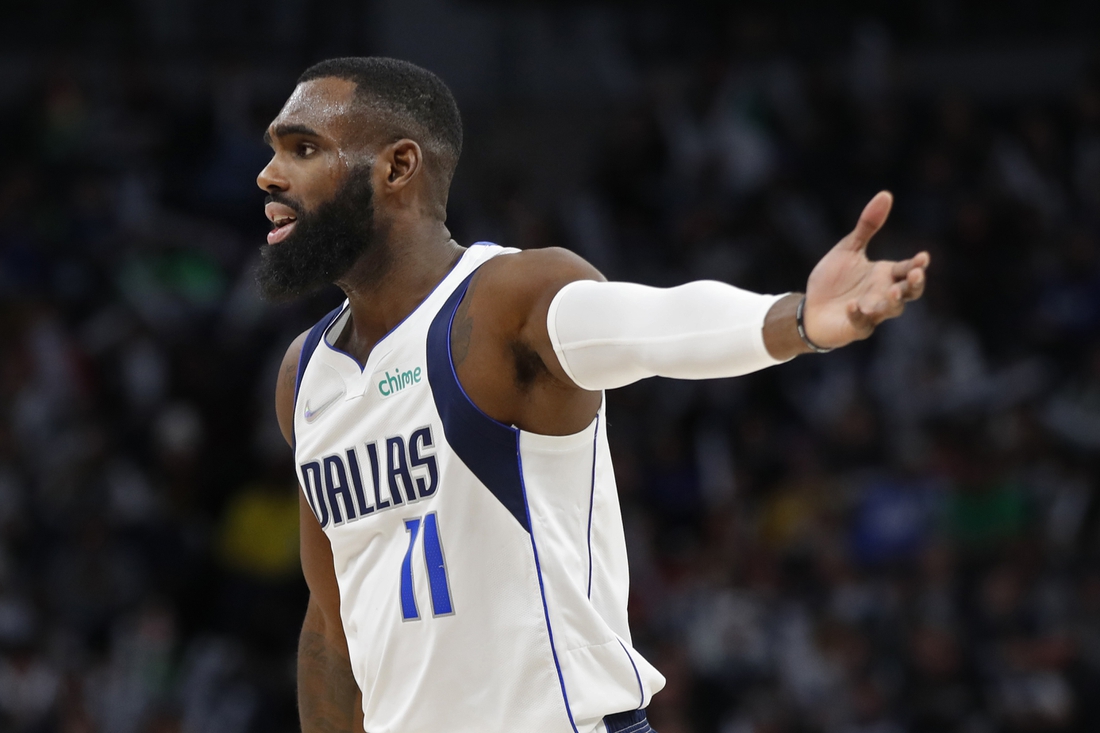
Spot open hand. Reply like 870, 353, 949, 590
801, 191, 929, 349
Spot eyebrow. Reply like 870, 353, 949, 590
263, 123, 322, 146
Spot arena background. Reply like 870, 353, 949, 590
3, 1, 1100, 731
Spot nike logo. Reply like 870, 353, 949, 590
303, 388, 345, 423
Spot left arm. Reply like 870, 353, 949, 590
543, 190, 928, 387
455, 191, 927, 435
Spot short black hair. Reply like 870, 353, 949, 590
298, 57, 463, 182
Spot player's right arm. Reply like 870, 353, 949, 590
276, 332, 364, 733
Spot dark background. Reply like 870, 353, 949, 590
3, 1, 1100, 731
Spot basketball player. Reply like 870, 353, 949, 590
259, 58, 928, 733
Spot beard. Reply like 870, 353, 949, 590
256, 166, 377, 302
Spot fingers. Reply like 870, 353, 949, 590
888, 250, 930, 301
851, 280, 908, 329
840, 246, 929, 342
889, 251, 931, 279
901, 266, 926, 301
887, 266, 925, 301
844, 190, 894, 252
847, 251, 928, 338
845, 300, 877, 339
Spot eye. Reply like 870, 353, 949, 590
297, 142, 317, 158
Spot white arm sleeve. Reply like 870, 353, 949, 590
546, 280, 790, 390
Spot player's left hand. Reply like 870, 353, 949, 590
801, 191, 929, 349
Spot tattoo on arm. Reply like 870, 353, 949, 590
450, 270, 482, 368
299, 628, 360, 733
283, 353, 298, 383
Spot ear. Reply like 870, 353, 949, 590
380, 139, 423, 192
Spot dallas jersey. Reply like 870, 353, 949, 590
292, 243, 664, 733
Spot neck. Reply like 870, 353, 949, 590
333, 218, 462, 363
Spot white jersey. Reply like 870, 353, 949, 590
292, 243, 664, 733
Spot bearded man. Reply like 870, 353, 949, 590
259, 57, 929, 733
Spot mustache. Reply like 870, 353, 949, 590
265, 193, 303, 215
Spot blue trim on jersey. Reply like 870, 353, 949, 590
603, 709, 653, 733
295, 305, 344, 404
617, 639, 645, 710
425, 271, 530, 532
424, 263, 579, 731
518, 446, 580, 733
293, 304, 345, 446
319, 302, 365, 370
321, 245, 488, 372
586, 414, 600, 598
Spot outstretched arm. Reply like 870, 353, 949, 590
539, 191, 926, 389
453, 191, 928, 435
275, 335, 364, 733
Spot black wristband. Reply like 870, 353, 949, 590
796, 296, 834, 354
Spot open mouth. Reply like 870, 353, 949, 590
267, 215, 297, 244
265, 201, 299, 245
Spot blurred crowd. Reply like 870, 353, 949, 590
3, 2, 1100, 732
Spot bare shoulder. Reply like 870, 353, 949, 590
448, 247, 605, 432
481, 246, 605, 294
275, 329, 311, 448
472, 247, 605, 327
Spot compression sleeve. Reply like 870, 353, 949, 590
545, 280, 790, 391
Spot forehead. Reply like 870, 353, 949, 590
271, 77, 362, 140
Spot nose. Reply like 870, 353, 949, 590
257, 156, 288, 193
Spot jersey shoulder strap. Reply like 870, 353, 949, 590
294, 303, 345, 409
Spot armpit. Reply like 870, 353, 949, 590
510, 339, 551, 391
